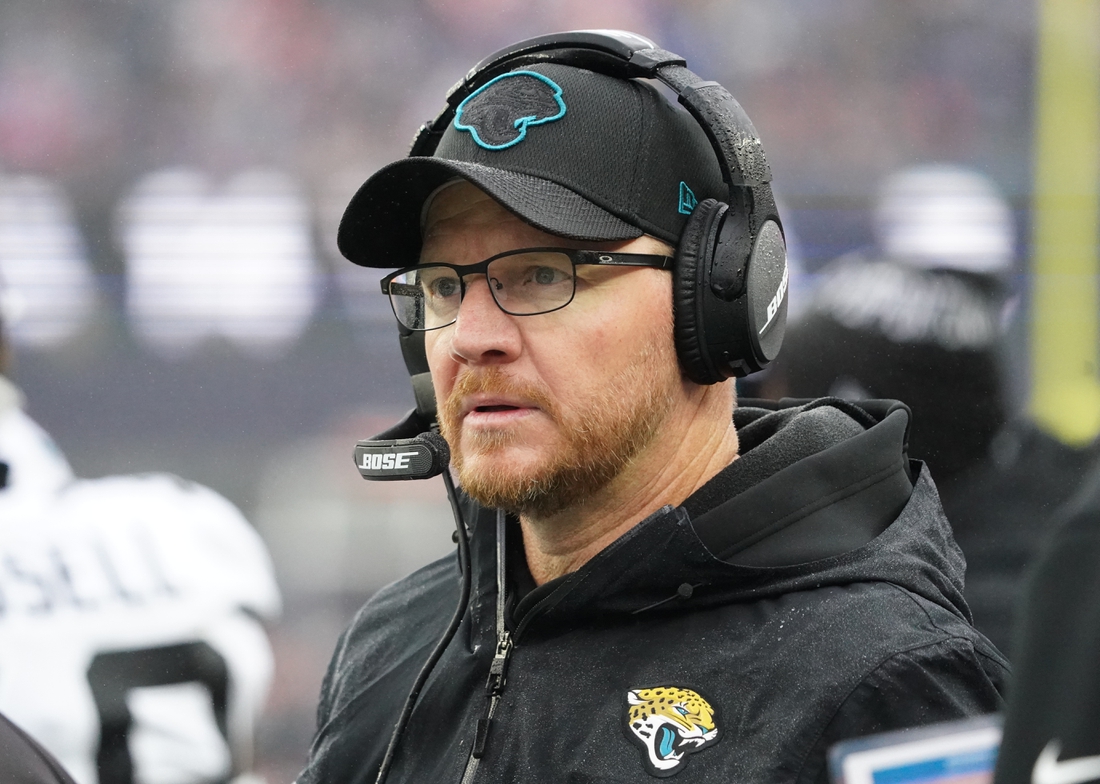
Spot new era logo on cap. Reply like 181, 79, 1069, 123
679, 182, 698, 215
454, 71, 567, 151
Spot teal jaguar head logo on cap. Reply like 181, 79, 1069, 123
454, 71, 567, 151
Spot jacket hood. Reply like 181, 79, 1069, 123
478, 397, 972, 640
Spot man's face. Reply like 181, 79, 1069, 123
422, 181, 685, 518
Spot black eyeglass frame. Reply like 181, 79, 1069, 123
379, 247, 675, 331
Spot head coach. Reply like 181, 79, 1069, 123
298, 30, 1007, 784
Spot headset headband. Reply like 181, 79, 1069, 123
409, 30, 772, 202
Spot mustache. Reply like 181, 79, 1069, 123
441, 367, 558, 423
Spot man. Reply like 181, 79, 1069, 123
993, 485, 1100, 784
770, 165, 1014, 485
992, 455, 1100, 784
0, 326, 282, 784
773, 164, 1100, 653
0, 332, 81, 784
944, 418, 1098, 655
301, 32, 1006, 784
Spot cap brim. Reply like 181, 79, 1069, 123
337, 157, 643, 268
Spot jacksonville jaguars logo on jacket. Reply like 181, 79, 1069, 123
454, 70, 566, 150
622, 686, 721, 777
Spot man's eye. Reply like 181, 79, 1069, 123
427, 277, 459, 298
528, 266, 569, 285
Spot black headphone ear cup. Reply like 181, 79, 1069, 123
674, 199, 727, 385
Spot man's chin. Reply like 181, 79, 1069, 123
457, 445, 549, 485
453, 446, 575, 517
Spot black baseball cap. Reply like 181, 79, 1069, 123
338, 62, 726, 268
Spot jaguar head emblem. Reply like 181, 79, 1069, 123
623, 686, 721, 777
454, 70, 566, 150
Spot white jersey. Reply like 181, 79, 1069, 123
0, 375, 74, 511
0, 408, 280, 784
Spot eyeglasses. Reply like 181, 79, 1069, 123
379, 247, 674, 331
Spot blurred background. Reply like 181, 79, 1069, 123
0, 0, 1089, 780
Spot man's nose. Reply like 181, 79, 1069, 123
448, 276, 521, 365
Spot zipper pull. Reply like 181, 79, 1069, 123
461, 511, 515, 779
470, 630, 513, 761
485, 630, 513, 696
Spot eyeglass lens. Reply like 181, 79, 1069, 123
387, 251, 576, 330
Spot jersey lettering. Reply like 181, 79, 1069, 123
0, 529, 176, 619
88, 642, 231, 784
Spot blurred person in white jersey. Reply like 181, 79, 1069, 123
0, 315, 282, 784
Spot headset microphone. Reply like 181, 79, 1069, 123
355, 431, 450, 481
353, 410, 471, 784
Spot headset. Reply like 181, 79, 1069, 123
355, 30, 788, 784
393, 28, 789, 423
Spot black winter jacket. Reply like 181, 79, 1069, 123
299, 398, 1008, 784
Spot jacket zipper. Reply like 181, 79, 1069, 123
471, 629, 513, 757
459, 510, 568, 783
459, 511, 514, 784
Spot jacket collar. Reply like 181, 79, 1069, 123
464, 398, 970, 638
